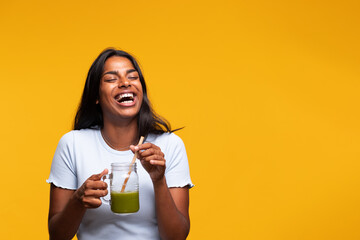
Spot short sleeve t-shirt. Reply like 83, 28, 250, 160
47, 128, 193, 240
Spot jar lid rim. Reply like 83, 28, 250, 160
111, 162, 136, 166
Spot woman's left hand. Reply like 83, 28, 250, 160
130, 143, 166, 183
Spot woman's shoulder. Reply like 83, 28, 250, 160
147, 132, 185, 152
58, 128, 100, 144
147, 132, 183, 143
72, 127, 99, 136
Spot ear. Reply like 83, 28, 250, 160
96, 99, 99, 104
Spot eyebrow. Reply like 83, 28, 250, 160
103, 69, 138, 76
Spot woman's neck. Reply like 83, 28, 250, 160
101, 118, 139, 151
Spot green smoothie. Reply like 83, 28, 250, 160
110, 191, 140, 213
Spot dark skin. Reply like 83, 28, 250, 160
48, 170, 108, 240
48, 56, 190, 240
48, 151, 190, 240
131, 143, 190, 240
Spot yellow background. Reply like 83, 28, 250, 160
1, 0, 359, 239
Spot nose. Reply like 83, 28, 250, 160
118, 77, 130, 88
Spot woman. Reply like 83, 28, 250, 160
47, 48, 193, 240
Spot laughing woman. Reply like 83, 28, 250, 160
47, 48, 193, 240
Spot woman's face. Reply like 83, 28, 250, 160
98, 56, 143, 123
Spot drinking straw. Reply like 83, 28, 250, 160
120, 136, 144, 192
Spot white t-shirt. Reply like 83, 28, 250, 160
47, 128, 193, 240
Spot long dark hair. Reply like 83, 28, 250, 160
74, 48, 174, 137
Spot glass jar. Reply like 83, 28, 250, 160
102, 162, 139, 214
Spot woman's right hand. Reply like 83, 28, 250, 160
74, 169, 109, 208
48, 169, 108, 240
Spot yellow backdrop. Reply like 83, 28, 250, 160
1, 0, 359, 239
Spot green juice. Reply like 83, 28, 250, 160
110, 191, 140, 214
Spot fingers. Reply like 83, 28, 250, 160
140, 148, 164, 158
133, 143, 165, 166
129, 145, 137, 154
82, 198, 103, 208
84, 179, 108, 190
147, 159, 166, 166
135, 143, 163, 157
133, 143, 166, 182
76, 169, 109, 209
89, 168, 108, 181
136, 142, 160, 151
140, 153, 165, 163
83, 189, 108, 198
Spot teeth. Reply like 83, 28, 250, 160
116, 93, 134, 101
119, 93, 133, 99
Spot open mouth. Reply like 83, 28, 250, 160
115, 92, 135, 104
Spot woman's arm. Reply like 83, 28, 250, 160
48, 170, 108, 240
131, 143, 190, 240
48, 185, 86, 240
154, 182, 190, 240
